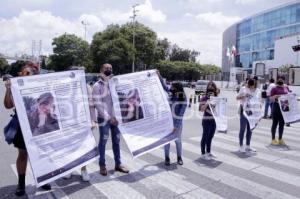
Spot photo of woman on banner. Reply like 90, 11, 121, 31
119, 88, 144, 123
27, 92, 60, 136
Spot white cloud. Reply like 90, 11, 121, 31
99, 0, 166, 24
196, 12, 241, 28
0, 10, 103, 56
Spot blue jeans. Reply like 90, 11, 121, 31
98, 117, 121, 167
264, 97, 273, 117
239, 114, 252, 146
164, 126, 182, 158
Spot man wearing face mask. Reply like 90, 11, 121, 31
92, 63, 129, 176
270, 75, 289, 146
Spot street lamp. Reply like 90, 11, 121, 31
130, 4, 139, 72
81, 20, 90, 41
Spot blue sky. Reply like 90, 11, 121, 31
0, 0, 292, 66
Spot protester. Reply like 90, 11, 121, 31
3, 61, 51, 196
164, 82, 187, 166
199, 81, 219, 160
92, 63, 129, 176
270, 75, 289, 146
236, 78, 260, 153
264, 78, 276, 119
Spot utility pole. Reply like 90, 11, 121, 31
130, 4, 139, 72
81, 20, 90, 41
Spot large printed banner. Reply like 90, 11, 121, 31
11, 70, 98, 187
243, 92, 263, 130
109, 70, 175, 158
209, 97, 228, 133
279, 93, 300, 124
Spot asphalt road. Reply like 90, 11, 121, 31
0, 82, 300, 199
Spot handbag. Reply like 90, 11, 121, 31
3, 113, 19, 144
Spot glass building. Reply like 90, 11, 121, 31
222, 0, 300, 78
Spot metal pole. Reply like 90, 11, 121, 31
131, 4, 139, 72
81, 21, 89, 41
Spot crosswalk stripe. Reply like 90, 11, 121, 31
186, 139, 300, 187
148, 146, 298, 199
105, 150, 225, 198
194, 135, 300, 171
214, 131, 300, 159
86, 160, 147, 199
257, 126, 299, 137
11, 164, 69, 199
253, 128, 300, 143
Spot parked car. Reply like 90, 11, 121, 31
195, 80, 208, 95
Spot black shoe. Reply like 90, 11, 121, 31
286, 123, 290, 127
41, 184, 51, 191
177, 157, 183, 165
15, 184, 25, 197
165, 157, 170, 166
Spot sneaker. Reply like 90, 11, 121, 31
278, 139, 286, 146
200, 154, 211, 160
286, 123, 291, 127
271, 139, 279, 146
245, 145, 256, 153
115, 165, 129, 173
207, 153, 217, 158
239, 146, 246, 153
40, 184, 51, 191
100, 166, 107, 176
177, 157, 183, 165
81, 169, 90, 182
63, 171, 76, 179
165, 157, 171, 166
15, 184, 25, 197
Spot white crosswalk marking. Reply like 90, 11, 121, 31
148, 146, 298, 199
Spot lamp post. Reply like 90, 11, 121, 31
81, 20, 90, 41
130, 4, 139, 72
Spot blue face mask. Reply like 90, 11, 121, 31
104, 70, 112, 76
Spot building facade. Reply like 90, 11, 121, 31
222, 0, 300, 81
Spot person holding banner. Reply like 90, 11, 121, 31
92, 63, 129, 176
236, 78, 259, 153
199, 81, 219, 160
164, 82, 187, 166
270, 75, 289, 146
3, 61, 51, 196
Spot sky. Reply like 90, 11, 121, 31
0, 0, 293, 66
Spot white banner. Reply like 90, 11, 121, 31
209, 97, 228, 133
11, 70, 98, 187
278, 93, 300, 124
243, 93, 263, 130
109, 70, 175, 158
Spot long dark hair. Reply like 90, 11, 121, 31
171, 82, 186, 101
205, 81, 218, 97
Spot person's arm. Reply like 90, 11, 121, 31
236, 87, 245, 100
270, 87, 279, 101
199, 97, 209, 112
156, 70, 169, 92
87, 84, 97, 128
4, 80, 14, 109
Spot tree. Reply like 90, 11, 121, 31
169, 45, 200, 62
154, 38, 170, 62
48, 34, 90, 71
0, 57, 9, 75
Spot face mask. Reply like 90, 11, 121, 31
207, 88, 215, 93
104, 70, 112, 76
277, 81, 283, 86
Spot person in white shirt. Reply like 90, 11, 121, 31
236, 78, 261, 153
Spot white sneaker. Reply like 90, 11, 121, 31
239, 146, 246, 153
245, 145, 256, 153
200, 154, 211, 161
81, 169, 90, 182
207, 153, 217, 158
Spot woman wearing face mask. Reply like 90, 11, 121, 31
270, 76, 289, 146
236, 78, 260, 153
199, 81, 219, 160
3, 61, 52, 196
164, 82, 187, 166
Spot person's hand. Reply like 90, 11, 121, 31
109, 117, 119, 126
5, 79, 11, 90
91, 121, 97, 129
172, 128, 177, 133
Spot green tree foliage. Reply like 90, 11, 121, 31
0, 57, 9, 75
153, 60, 220, 81
48, 34, 90, 71
169, 45, 200, 62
